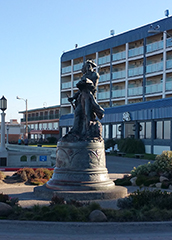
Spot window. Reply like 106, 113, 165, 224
164, 121, 170, 139
156, 120, 170, 139
53, 122, 59, 129
48, 123, 53, 130
117, 124, 122, 139
62, 127, 67, 136
156, 121, 163, 139
20, 155, 27, 162
112, 124, 117, 138
139, 122, 145, 139
31, 155, 37, 161
146, 122, 151, 139
105, 125, 109, 139
39, 123, 42, 130
35, 124, 38, 130
102, 125, 109, 139
112, 124, 121, 139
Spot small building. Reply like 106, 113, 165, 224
0, 119, 23, 144
19, 105, 60, 143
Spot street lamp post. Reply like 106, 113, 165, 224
0, 96, 7, 152
16, 96, 28, 138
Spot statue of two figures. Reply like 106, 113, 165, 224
46, 60, 118, 191
63, 60, 105, 142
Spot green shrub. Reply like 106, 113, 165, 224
144, 176, 159, 187
35, 168, 53, 180
135, 175, 148, 186
105, 138, 116, 150
0, 193, 19, 206
50, 196, 66, 205
47, 137, 57, 144
17, 168, 36, 180
16, 168, 53, 185
0, 193, 9, 203
117, 189, 172, 210
117, 138, 145, 154
131, 151, 172, 177
161, 180, 170, 189
115, 176, 132, 186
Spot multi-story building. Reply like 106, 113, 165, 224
19, 105, 60, 142
60, 16, 172, 155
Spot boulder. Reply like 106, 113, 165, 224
155, 182, 162, 188
89, 210, 107, 222
130, 177, 137, 186
160, 176, 169, 183
0, 202, 13, 216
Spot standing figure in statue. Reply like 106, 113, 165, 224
67, 60, 104, 140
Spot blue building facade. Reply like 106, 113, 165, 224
60, 16, 172, 155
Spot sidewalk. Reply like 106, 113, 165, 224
0, 155, 159, 208
0, 174, 132, 209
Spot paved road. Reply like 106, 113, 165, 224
106, 155, 153, 173
0, 220, 172, 240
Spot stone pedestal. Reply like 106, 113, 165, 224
46, 140, 115, 191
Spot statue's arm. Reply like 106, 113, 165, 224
68, 91, 80, 102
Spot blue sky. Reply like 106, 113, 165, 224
0, 0, 171, 121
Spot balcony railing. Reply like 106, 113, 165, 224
73, 63, 83, 72
112, 89, 125, 98
61, 82, 71, 89
128, 46, 143, 58
112, 70, 125, 80
21, 114, 60, 122
112, 51, 126, 61
61, 97, 69, 104
166, 81, 172, 91
146, 61, 163, 74
99, 73, 110, 83
97, 91, 110, 100
62, 66, 71, 74
98, 55, 110, 65
166, 38, 172, 48
128, 66, 143, 77
146, 40, 163, 53
128, 86, 143, 96
146, 83, 162, 94
166, 59, 172, 69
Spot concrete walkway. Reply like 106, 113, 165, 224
0, 155, 159, 208
0, 154, 151, 207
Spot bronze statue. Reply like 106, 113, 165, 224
65, 60, 104, 141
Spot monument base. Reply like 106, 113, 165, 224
46, 140, 116, 191
35, 140, 128, 200
34, 184, 127, 201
